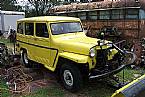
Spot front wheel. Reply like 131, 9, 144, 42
60, 63, 83, 92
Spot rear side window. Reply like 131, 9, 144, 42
17, 23, 23, 34
36, 23, 49, 38
25, 23, 34, 35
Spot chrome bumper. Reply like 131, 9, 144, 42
89, 64, 126, 79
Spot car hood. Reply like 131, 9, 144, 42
52, 32, 109, 55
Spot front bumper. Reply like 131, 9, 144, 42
89, 40, 136, 79
89, 64, 126, 79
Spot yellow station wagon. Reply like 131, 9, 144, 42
16, 16, 135, 92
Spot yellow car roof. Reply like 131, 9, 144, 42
17, 16, 80, 22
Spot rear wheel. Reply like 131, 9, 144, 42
21, 50, 30, 67
60, 63, 83, 92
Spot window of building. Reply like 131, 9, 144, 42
88, 11, 98, 20
17, 22, 23, 34
126, 9, 139, 19
25, 23, 34, 35
99, 10, 110, 20
111, 9, 124, 19
59, 13, 68, 16
68, 12, 77, 17
36, 23, 49, 38
78, 12, 87, 20
139, 9, 145, 19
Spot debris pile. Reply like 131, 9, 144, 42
0, 64, 32, 96
0, 42, 57, 96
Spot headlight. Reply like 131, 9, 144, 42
89, 48, 96, 57
100, 42, 104, 46
107, 43, 113, 47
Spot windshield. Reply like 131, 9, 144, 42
51, 22, 83, 35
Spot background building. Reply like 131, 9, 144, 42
61, 0, 121, 2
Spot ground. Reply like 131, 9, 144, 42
0, 38, 145, 97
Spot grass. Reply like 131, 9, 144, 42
81, 82, 115, 97
0, 38, 12, 46
0, 37, 14, 54
117, 67, 145, 82
0, 79, 10, 97
24, 86, 65, 97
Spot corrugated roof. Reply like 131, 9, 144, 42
55, 7, 141, 14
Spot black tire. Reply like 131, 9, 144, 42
60, 63, 83, 92
21, 50, 30, 68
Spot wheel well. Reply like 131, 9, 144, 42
20, 48, 27, 52
55, 57, 89, 77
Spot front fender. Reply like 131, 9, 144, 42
59, 52, 89, 63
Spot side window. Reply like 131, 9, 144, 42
99, 10, 110, 20
88, 11, 98, 20
140, 9, 145, 19
25, 23, 34, 35
126, 9, 139, 19
17, 23, 23, 34
111, 9, 124, 19
68, 12, 77, 17
36, 23, 49, 38
78, 12, 87, 20
59, 13, 68, 16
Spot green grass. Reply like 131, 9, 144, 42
0, 38, 12, 45
81, 82, 115, 97
117, 67, 145, 82
0, 37, 13, 48
0, 79, 10, 97
24, 86, 65, 97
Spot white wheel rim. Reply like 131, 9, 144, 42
63, 70, 73, 87
21, 51, 28, 64
23, 53, 28, 64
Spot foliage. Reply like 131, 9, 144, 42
0, 0, 22, 11
27, 0, 61, 16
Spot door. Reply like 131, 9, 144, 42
33, 22, 51, 66
24, 22, 36, 60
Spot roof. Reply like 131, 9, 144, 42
55, 7, 141, 14
0, 10, 25, 15
17, 16, 80, 22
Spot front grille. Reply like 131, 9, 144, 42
96, 49, 109, 67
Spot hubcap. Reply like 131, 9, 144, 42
63, 70, 73, 87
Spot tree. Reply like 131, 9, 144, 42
0, 0, 22, 11
28, 0, 60, 16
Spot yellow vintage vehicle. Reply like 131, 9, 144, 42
16, 16, 135, 92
